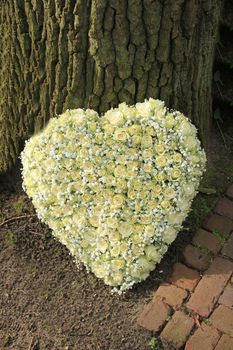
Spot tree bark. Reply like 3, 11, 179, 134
0, 0, 222, 173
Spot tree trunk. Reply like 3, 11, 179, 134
0, 0, 222, 173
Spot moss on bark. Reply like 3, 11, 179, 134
0, 0, 223, 173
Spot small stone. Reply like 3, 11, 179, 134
153, 283, 188, 309
210, 304, 233, 336
137, 299, 171, 331
168, 262, 200, 292
161, 311, 194, 349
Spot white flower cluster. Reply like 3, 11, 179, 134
21, 99, 206, 293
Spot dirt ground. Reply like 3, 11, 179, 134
0, 120, 233, 350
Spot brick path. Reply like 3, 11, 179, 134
137, 184, 233, 349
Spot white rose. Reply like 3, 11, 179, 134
164, 115, 176, 128
109, 231, 121, 243
155, 155, 167, 167
163, 227, 177, 244
144, 225, 155, 238
154, 143, 165, 154
183, 135, 198, 150
111, 245, 121, 257
148, 98, 165, 111
164, 187, 176, 199
183, 183, 195, 197
66, 109, 85, 125
180, 120, 196, 136
112, 194, 126, 208
171, 169, 182, 179
118, 222, 133, 237
141, 135, 153, 148
92, 263, 108, 279
145, 245, 161, 261
131, 233, 142, 244
167, 212, 186, 225
89, 215, 100, 227
114, 165, 126, 178
103, 123, 115, 134
96, 239, 109, 253
112, 272, 124, 285
136, 101, 151, 117
107, 110, 124, 126
111, 258, 125, 270
106, 217, 118, 228
128, 125, 142, 135
137, 257, 155, 272
177, 199, 190, 211
161, 200, 171, 210
85, 108, 99, 121
131, 135, 142, 145
114, 129, 128, 142
142, 149, 153, 160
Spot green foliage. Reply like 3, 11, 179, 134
212, 229, 229, 246
192, 243, 212, 256
202, 317, 212, 325
12, 195, 28, 215
187, 194, 217, 232
4, 231, 17, 247
148, 337, 160, 350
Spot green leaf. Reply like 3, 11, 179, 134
198, 187, 217, 195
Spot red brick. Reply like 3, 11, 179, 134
203, 213, 233, 236
137, 299, 171, 331
219, 283, 233, 308
210, 305, 233, 336
183, 244, 211, 271
192, 229, 222, 254
187, 257, 233, 317
168, 263, 200, 292
226, 184, 233, 199
215, 334, 233, 350
161, 311, 194, 349
214, 198, 233, 220
153, 283, 188, 309
185, 323, 220, 350
222, 233, 233, 259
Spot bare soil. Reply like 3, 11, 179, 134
0, 123, 233, 350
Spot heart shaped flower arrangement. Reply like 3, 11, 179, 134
21, 99, 206, 293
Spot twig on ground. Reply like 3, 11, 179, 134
0, 214, 36, 228
28, 337, 39, 350
193, 314, 202, 329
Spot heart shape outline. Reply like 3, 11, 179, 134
21, 99, 206, 293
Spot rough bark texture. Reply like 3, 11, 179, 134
214, 1, 233, 106
0, 0, 222, 173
